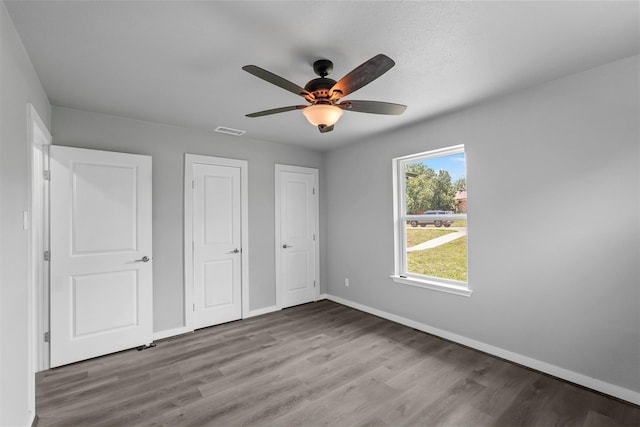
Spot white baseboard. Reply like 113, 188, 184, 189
246, 305, 279, 318
153, 304, 282, 340
153, 305, 282, 340
153, 326, 193, 341
324, 294, 640, 405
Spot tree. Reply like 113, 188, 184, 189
430, 170, 454, 211
406, 174, 434, 213
405, 163, 434, 179
405, 163, 455, 213
453, 178, 466, 192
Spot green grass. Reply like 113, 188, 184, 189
405, 227, 455, 247
407, 236, 467, 282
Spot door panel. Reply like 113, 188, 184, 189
193, 163, 242, 328
72, 271, 138, 336
204, 260, 234, 307
72, 163, 137, 253
285, 251, 309, 291
204, 175, 234, 244
276, 166, 318, 308
50, 145, 152, 367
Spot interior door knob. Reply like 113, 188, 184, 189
135, 256, 150, 263
227, 248, 240, 254
282, 244, 293, 248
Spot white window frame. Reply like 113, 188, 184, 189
391, 144, 472, 297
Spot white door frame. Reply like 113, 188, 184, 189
274, 164, 320, 309
27, 104, 51, 419
184, 154, 249, 331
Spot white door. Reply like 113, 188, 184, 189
191, 161, 243, 328
275, 165, 319, 308
49, 146, 153, 367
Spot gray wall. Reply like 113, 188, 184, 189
51, 107, 325, 332
0, 2, 51, 425
324, 56, 639, 394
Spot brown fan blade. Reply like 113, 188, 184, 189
338, 100, 407, 115
242, 65, 311, 99
318, 124, 334, 133
246, 105, 307, 118
330, 54, 395, 99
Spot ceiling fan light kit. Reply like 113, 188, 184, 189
302, 104, 344, 127
242, 54, 407, 133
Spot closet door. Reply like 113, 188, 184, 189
49, 146, 153, 367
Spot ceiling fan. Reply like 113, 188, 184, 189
242, 54, 407, 133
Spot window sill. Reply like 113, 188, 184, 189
390, 275, 473, 297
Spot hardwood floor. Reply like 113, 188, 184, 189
36, 300, 639, 426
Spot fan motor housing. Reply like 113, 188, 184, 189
305, 59, 339, 101
304, 77, 337, 95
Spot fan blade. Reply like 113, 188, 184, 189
338, 100, 407, 115
242, 65, 311, 98
330, 54, 395, 99
318, 124, 334, 133
246, 105, 306, 118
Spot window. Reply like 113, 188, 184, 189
391, 145, 471, 296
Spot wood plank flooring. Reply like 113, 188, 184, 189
36, 300, 640, 426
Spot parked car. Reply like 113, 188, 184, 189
408, 210, 454, 228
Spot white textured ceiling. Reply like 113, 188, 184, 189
6, 1, 639, 150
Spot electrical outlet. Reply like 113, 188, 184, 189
345, 278, 350, 287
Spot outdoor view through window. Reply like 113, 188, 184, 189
400, 146, 467, 284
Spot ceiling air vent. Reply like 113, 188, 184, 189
214, 126, 245, 136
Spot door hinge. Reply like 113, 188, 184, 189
192, 180, 195, 189
313, 234, 316, 241
43, 170, 50, 181
193, 304, 195, 312
313, 280, 316, 288
312, 187, 315, 195
43, 250, 50, 261
44, 331, 50, 342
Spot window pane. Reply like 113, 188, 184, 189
404, 152, 467, 282
404, 152, 466, 214
405, 223, 467, 281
